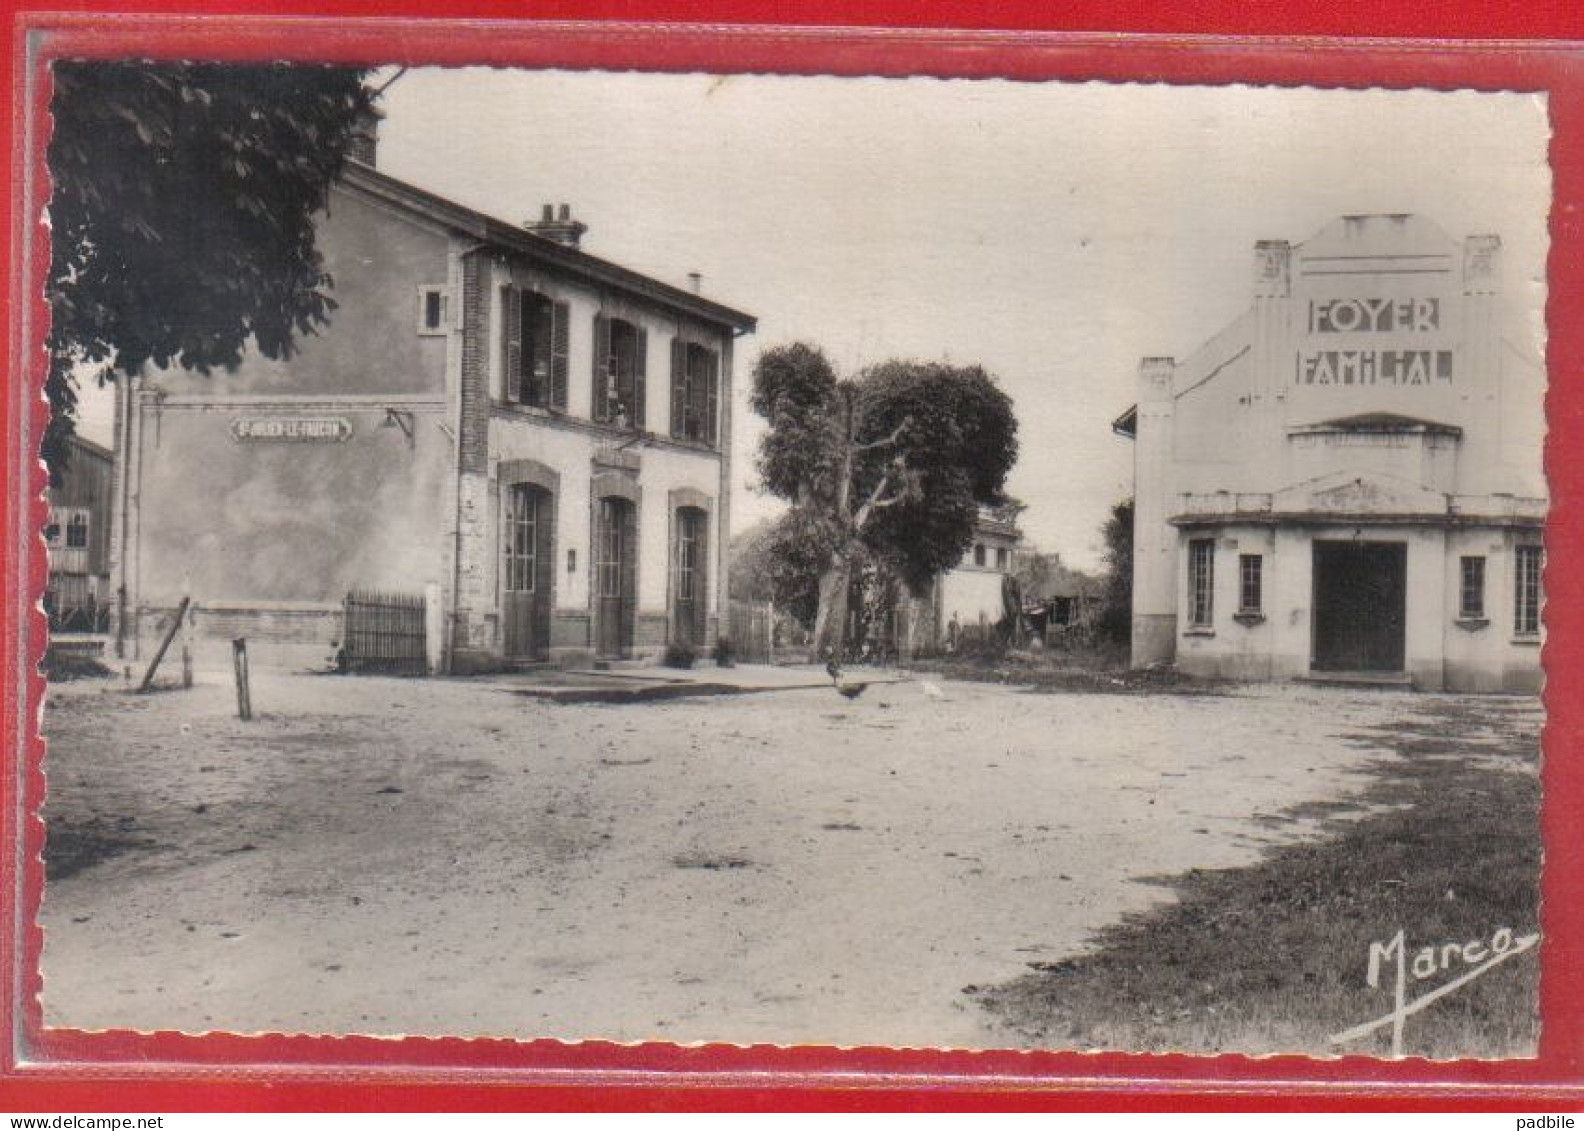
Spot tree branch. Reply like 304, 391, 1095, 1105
851, 416, 911, 454
853, 461, 910, 530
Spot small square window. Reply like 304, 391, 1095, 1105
417, 286, 448, 336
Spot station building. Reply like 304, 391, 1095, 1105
109, 132, 755, 672
1114, 215, 1545, 692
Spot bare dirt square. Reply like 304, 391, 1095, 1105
36, 668, 1540, 1053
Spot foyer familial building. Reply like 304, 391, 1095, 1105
109, 126, 755, 672
1114, 214, 1545, 692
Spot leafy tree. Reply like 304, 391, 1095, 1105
44, 61, 374, 483
728, 511, 831, 628
1097, 498, 1134, 643
750, 343, 1018, 660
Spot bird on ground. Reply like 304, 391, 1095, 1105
825, 659, 868, 700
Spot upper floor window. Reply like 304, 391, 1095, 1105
501, 287, 569, 409
973, 544, 987, 567
594, 316, 647, 428
45, 508, 88, 551
671, 339, 720, 445
995, 547, 1010, 571
1459, 555, 1486, 619
1188, 538, 1215, 628
1515, 545, 1543, 636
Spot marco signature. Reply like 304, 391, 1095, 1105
1329, 926, 1539, 1057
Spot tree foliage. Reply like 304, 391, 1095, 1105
1097, 497, 1134, 643
44, 61, 374, 482
729, 512, 835, 628
750, 342, 1019, 657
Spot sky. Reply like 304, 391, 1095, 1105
77, 68, 1550, 570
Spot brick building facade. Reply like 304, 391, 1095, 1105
110, 140, 754, 671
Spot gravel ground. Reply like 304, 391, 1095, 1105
34, 666, 1510, 1049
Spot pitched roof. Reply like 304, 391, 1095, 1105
340, 161, 757, 335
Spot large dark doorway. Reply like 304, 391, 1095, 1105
1311, 540, 1407, 672
595, 496, 637, 659
502, 483, 554, 661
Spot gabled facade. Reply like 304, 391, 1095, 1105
110, 149, 755, 671
1116, 215, 1544, 692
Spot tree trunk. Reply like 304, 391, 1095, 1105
809, 550, 856, 663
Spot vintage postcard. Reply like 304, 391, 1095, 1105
24, 36, 1557, 1076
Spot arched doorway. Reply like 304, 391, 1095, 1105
594, 496, 637, 659
672, 506, 709, 648
502, 482, 554, 661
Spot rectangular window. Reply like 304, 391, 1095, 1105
996, 547, 1010, 571
504, 289, 569, 409
1188, 538, 1215, 628
1459, 556, 1486, 619
47, 508, 87, 551
1238, 553, 1262, 614
670, 339, 719, 444
595, 316, 647, 428
417, 286, 447, 335
973, 544, 986, 567
1515, 545, 1543, 635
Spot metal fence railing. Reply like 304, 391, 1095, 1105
340, 589, 427, 676
727, 600, 774, 665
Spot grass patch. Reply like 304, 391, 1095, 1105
907, 653, 1224, 696
975, 697, 1540, 1058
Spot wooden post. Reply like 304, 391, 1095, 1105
180, 575, 193, 689
138, 596, 191, 692
232, 638, 252, 721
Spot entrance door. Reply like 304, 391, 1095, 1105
673, 507, 708, 647
502, 484, 553, 660
1311, 541, 1407, 672
595, 497, 636, 659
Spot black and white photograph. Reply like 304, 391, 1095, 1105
36, 62, 1549, 1059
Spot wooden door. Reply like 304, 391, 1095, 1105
596, 497, 635, 658
673, 507, 708, 647
502, 484, 552, 660
1311, 541, 1407, 672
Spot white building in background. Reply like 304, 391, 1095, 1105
1114, 214, 1545, 692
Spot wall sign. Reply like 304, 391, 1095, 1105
230, 416, 354, 443
1296, 348, 1454, 386
1308, 297, 1440, 334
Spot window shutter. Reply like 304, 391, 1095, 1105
670, 337, 687, 439
633, 327, 648, 430
501, 286, 522, 403
704, 349, 720, 446
551, 300, 570, 410
592, 313, 611, 422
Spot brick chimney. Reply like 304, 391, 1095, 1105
525, 203, 587, 249
347, 103, 384, 168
